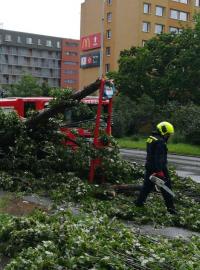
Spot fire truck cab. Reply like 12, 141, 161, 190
0, 97, 50, 118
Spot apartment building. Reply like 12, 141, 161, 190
80, 0, 200, 88
0, 29, 80, 90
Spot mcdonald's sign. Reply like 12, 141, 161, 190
81, 33, 101, 51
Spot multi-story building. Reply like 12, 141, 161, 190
80, 0, 200, 88
0, 29, 80, 90
60, 39, 80, 90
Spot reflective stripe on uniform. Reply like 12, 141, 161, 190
146, 136, 158, 143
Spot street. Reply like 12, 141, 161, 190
120, 149, 200, 183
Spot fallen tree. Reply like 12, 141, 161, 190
25, 79, 101, 129
0, 78, 199, 236
0, 80, 200, 270
0, 79, 101, 146
0, 78, 143, 185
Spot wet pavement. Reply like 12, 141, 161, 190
23, 194, 52, 209
0, 191, 51, 216
120, 149, 200, 183
124, 221, 200, 240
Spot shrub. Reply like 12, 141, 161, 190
112, 95, 135, 137
172, 104, 200, 145
171, 132, 185, 144
113, 97, 200, 145
112, 94, 155, 137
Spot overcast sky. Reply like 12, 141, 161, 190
0, 0, 85, 39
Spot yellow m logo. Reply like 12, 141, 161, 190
81, 37, 91, 50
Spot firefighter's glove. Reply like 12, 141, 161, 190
152, 171, 165, 179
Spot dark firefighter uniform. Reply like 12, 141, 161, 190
135, 133, 176, 214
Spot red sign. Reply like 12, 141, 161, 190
81, 33, 101, 51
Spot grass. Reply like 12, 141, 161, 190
0, 193, 12, 211
117, 137, 200, 156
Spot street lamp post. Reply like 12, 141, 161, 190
99, 0, 105, 79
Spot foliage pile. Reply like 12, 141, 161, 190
0, 211, 200, 270
0, 87, 199, 269
44, 168, 200, 232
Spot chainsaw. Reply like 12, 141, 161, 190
149, 175, 175, 197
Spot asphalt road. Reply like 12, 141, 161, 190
120, 149, 200, 183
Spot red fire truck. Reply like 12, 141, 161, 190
0, 79, 115, 182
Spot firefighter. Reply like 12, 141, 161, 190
134, 121, 177, 215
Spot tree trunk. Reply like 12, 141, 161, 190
111, 184, 142, 195
93, 184, 142, 200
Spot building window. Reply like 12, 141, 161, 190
56, 41, 60, 48
46, 40, 52, 47
64, 79, 76, 84
65, 42, 78, 47
107, 12, 112, 22
107, 29, 111, 39
0, 35, 2, 44
38, 39, 42, 45
170, 9, 188, 21
170, 10, 178, 19
156, 6, 164, 16
105, 63, 110, 73
107, 0, 112, 5
64, 70, 78, 74
143, 3, 150, 14
64, 51, 78, 56
179, 11, 188, 21
106, 47, 111, 56
142, 22, 150, 32
17, 36, 21, 43
155, 24, 164, 34
169, 26, 182, 33
26, 37, 33, 44
173, 0, 188, 3
195, 0, 200, 6
64, 61, 78, 65
5, 34, 12, 41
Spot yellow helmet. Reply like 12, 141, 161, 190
156, 121, 174, 136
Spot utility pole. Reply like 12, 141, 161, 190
99, 0, 105, 79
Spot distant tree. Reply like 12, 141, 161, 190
41, 81, 51, 96
114, 14, 200, 105
112, 93, 156, 137
8, 74, 43, 97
